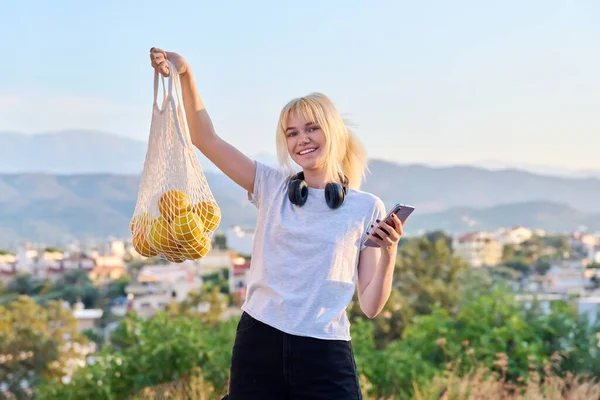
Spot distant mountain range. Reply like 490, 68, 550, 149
0, 171, 257, 248
0, 130, 149, 175
364, 160, 600, 214
0, 130, 599, 247
2, 130, 599, 179
469, 159, 600, 180
409, 201, 600, 234
0, 130, 242, 175
0, 166, 599, 248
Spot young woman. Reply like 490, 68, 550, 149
150, 48, 403, 400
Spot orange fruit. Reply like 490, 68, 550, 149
164, 249, 186, 263
148, 216, 179, 255
191, 201, 221, 232
158, 190, 190, 221
171, 211, 204, 243
181, 232, 211, 260
129, 213, 152, 235
133, 231, 158, 257
130, 214, 158, 257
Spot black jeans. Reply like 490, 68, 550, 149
224, 312, 362, 400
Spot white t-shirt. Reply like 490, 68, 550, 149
241, 161, 386, 341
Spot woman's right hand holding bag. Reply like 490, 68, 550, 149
150, 47, 188, 77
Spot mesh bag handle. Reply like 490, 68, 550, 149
154, 61, 190, 148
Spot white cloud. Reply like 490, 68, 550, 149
0, 91, 150, 138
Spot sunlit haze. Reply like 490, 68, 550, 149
1, 0, 598, 170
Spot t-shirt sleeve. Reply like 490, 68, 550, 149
360, 197, 387, 251
247, 160, 286, 209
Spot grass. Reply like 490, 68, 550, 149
411, 368, 600, 400
133, 362, 600, 400
132, 369, 218, 400
131, 351, 600, 400
412, 353, 600, 400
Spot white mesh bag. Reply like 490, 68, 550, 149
130, 61, 220, 262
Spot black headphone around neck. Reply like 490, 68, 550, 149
287, 171, 348, 209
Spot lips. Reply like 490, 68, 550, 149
298, 147, 318, 156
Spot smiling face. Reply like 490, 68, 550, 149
276, 93, 352, 186
284, 112, 327, 172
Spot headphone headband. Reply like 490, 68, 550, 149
287, 172, 348, 209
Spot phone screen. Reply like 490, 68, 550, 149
362, 204, 415, 248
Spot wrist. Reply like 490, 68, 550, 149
179, 67, 193, 81
380, 245, 397, 262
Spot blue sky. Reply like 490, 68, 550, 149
1, 0, 599, 170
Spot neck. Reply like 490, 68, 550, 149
302, 168, 328, 189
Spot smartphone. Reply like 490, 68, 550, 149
363, 203, 415, 248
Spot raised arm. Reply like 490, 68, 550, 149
150, 48, 256, 194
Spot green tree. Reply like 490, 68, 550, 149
354, 287, 600, 399
57, 269, 90, 286
504, 257, 531, 275
202, 268, 230, 294
39, 270, 101, 308
213, 233, 228, 249
502, 244, 515, 260
455, 266, 497, 302
396, 237, 470, 316
540, 234, 570, 257
349, 236, 470, 347
103, 276, 131, 300
36, 312, 238, 399
513, 235, 543, 262
8, 273, 40, 295
0, 296, 89, 399
170, 284, 229, 324
533, 255, 552, 275
82, 328, 105, 347
423, 230, 453, 250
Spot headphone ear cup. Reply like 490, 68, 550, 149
325, 182, 345, 209
288, 178, 309, 206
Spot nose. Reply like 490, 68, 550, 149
299, 133, 310, 144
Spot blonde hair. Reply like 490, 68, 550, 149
275, 93, 368, 190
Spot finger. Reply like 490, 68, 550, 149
388, 214, 400, 231
150, 47, 166, 56
156, 60, 170, 77
394, 216, 404, 237
150, 53, 166, 67
391, 214, 403, 232
367, 224, 383, 239
366, 231, 384, 247
372, 225, 391, 241
371, 222, 389, 237
370, 230, 393, 248
150, 49, 168, 68
374, 223, 400, 243
375, 218, 389, 230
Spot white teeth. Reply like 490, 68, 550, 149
299, 148, 316, 155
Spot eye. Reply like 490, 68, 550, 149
286, 131, 298, 137
308, 125, 320, 132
